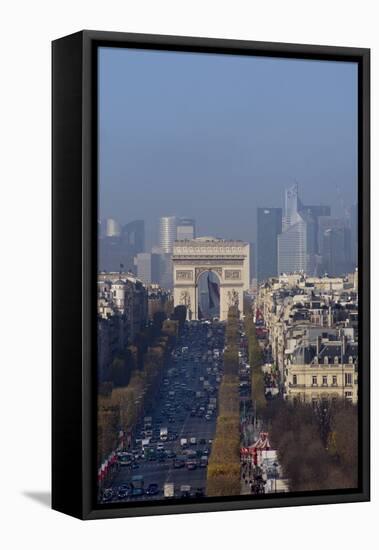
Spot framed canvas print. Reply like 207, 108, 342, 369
52, 30, 370, 520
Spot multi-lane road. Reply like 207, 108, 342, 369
102, 320, 225, 503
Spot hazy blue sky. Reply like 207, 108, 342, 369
98, 47, 358, 248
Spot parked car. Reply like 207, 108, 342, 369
145, 483, 159, 496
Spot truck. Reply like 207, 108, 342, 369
180, 438, 188, 449
160, 427, 168, 441
189, 437, 197, 445
164, 483, 175, 498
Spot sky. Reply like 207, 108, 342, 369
98, 46, 358, 249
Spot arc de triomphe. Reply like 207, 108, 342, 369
172, 238, 250, 321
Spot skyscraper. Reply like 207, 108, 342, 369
319, 217, 353, 276
257, 208, 282, 282
135, 252, 160, 284
177, 218, 196, 241
98, 219, 145, 273
121, 220, 145, 255
277, 184, 319, 276
159, 216, 178, 253
105, 218, 121, 237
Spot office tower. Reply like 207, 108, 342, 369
105, 218, 121, 237
159, 253, 174, 290
177, 218, 196, 241
98, 236, 125, 272
302, 205, 331, 253
257, 208, 282, 282
98, 219, 145, 273
159, 216, 178, 253
121, 220, 145, 255
319, 217, 353, 276
135, 252, 160, 285
278, 184, 318, 275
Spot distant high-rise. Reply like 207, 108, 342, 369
121, 220, 145, 255
278, 184, 318, 276
99, 219, 145, 273
135, 252, 160, 284
177, 218, 196, 241
105, 218, 121, 237
159, 216, 178, 253
257, 208, 282, 282
319, 217, 353, 276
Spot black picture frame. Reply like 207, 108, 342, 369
52, 30, 370, 520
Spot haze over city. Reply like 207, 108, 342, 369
99, 47, 357, 249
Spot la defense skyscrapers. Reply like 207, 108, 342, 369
257, 184, 338, 280
159, 216, 196, 252
278, 184, 319, 276
257, 207, 282, 281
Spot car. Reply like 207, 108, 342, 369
199, 438, 206, 445
102, 488, 113, 502
195, 487, 205, 497
165, 450, 176, 459
145, 483, 160, 496
117, 484, 130, 499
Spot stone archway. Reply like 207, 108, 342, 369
172, 238, 250, 321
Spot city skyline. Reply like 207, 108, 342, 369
99, 181, 357, 282
99, 47, 357, 251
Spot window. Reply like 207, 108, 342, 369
292, 375, 297, 386
345, 373, 352, 386
332, 375, 337, 386
345, 391, 352, 398
312, 376, 317, 386
322, 376, 327, 386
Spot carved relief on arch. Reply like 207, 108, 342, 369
176, 270, 193, 281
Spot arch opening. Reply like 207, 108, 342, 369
197, 270, 220, 320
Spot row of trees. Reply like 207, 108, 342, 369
207, 307, 241, 496
97, 314, 179, 467
244, 314, 266, 415
263, 399, 358, 491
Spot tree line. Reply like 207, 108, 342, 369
207, 306, 241, 496
244, 314, 266, 415
263, 399, 358, 491
97, 310, 180, 467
